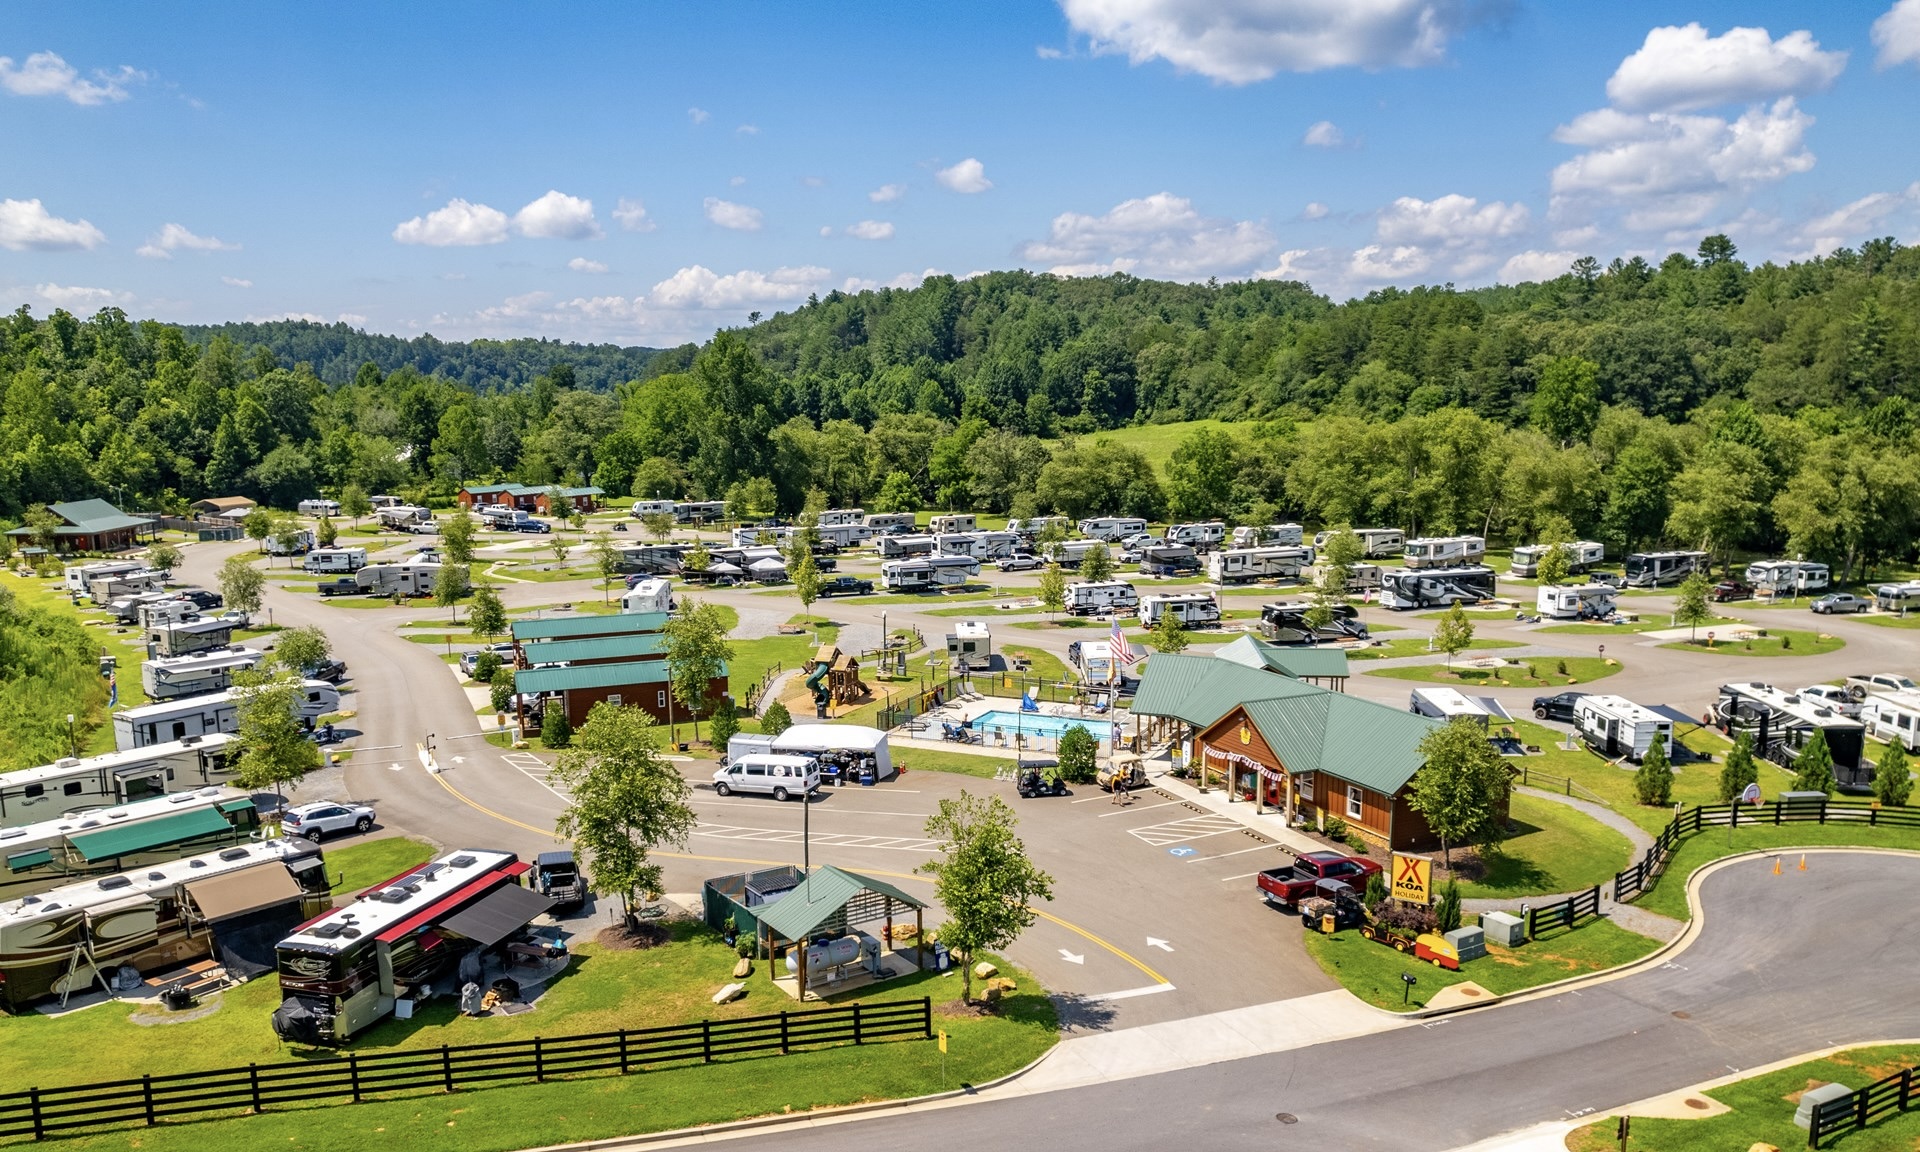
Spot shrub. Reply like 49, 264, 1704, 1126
1633, 739, 1673, 805
540, 700, 572, 749
1372, 900, 1436, 936
489, 667, 515, 714
474, 651, 502, 683
1555, 659, 1568, 676
1717, 732, 1759, 802
1057, 725, 1098, 783
1781, 633, 1792, 650
1875, 740, 1913, 807
761, 700, 793, 737
1435, 878, 1462, 934
708, 696, 739, 749
1362, 871, 1388, 911
1322, 815, 1349, 842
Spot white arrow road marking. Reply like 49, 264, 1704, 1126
1058, 949, 1085, 964
1146, 937, 1174, 952
451, 756, 467, 765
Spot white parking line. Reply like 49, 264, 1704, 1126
1218, 870, 1272, 882
1098, 799, 1180, 818
692, 822, 947, 854
1186, 843, 1283, 863
1128, 814, 1243, 847
1080, 983, 1177, 1002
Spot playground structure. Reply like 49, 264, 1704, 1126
861, 626, 924, 680
804, 645, 869, 717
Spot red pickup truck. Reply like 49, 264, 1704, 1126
1258, 851, 1381, 907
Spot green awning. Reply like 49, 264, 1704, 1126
216, 798, 256, 815
6, 848, 53, 870
68, 806, 233, 863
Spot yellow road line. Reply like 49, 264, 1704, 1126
426, 764, 1167, 985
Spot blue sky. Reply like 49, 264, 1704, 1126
3, 1, 1918, 346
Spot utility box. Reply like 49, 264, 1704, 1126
1481, 911, 1524, 947
1445, 925, 1487, 963
1796, 1082, 1851, 1129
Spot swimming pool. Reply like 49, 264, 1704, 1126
969, 710, 1114, 742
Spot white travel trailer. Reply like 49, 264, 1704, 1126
65, 560, 148, 595
1874, 582, 1920, 614
1206, 546, 1314, 584
731, 525, 788, 548
0, 787, 258, 901
135, 598, 201, 629
1409, 687, 1509, 727
1232, 524, 1305, 548
876, 533, 938, 559
1380, 566, 1497, 610
1048, 539, 1108, 568
927, 513, 977, 534
265, 528, 318, 556
1573, 695, 1674, 762
936, 532, 1018, 560
89, 571, 166, 605
147, 617, 240, 658
1165, 521, 1227, 550
1139, 592, 1220, 628
945, 621, 992, 671
880, 556, 979, 592
1078, 517, 1149, 542
355, 558, 442, 597
1744, 559, 1831, 595
1403, 535, 1486, 570
862, 512, 917, 535
630, 499, 677, 518
368, 494, 403, 510
0, 735, 239, 824
1066, 580, 1139, 616
1139, 544, 1201, 576
1535, 583, 1619, 620
1509, 541, 1606, 578
297, 498, 341, 517
113, 682, 339, 751
818, 508, 865, 528
303, 547, 368, 574
374, 504, 433, 530
142, 648, 265, 700
673, 500, 728, 523
1864, 691, 1920, 752
1313, 527, 1405, 559
620, 578, 674, 615
1066, 639, 1145, 687
1623, 550, 1708, 588
1007, 516, 1071, 538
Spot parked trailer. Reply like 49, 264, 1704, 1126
65, 561, 148, 595
108, 590, 181, 624
0, 787, 259, 902
1535, 583, 1619, 620
1409, 687, 1508, 727
1305, 562, 1383, 594
862, 512, 917, 535
1873, 583, 1920, 613
0, 735, 239, 825
89, 571, 166, 605
1166, 521, 1227, 550
616, 544, 686, 574
1066, 639, 1144, 688
114, 681, 339, 751
1139, 592, 1219, 628
142, 647, 264, 700
1864, 691, 1920, 752
1140, 544, 1201, 576
620, 578, 674, 615
0, 839, 331, 1012
1403, 535, 1486, 570
355, 559, 442, 597
1066, 580, 1139, 616
1573, 695, 1673, 762
1509, 541, 1605, 577
673, 500, 728, 523
1207, 545, 1313, 584
1047, 539, 1108, 568
1744, 559, 1831, 595
630, 499, 677, 518
374, 504, 434, 530
1232, 524, 1305, 548
1715, 681, 1871, 791
303, 547, 368, 573
1379, 565, 1497, 610
927, 514, 977, 534
1623, 550, 1708, 588
1313, 528, 1404, 559
1007, 516, 1071, 538
1258, 602, 1369, 645
297, 499, 341, 517
876, 533, 938, 559
1078, 517, 1148, 542
135, 598, 201, 629
946, 622, 992, 671
818, 508, 865, 528
147, 617, 240, 658
880, 556, 979, 592
936, 531, 1019, 560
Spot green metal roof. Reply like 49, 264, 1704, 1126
1241, 693, 1440, 798
519, 634, 667, 666
7, 499, 152, 538
1129, 652, 1318, 727
1214, 633, 1349, 680
755, 865, 926, 944
68, 806, 233, 863
513, 657, 714, 695
512, 611, 668, 641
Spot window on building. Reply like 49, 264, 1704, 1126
1346, 785, 1363, 820
607, 694, 621, 706
1296, 774, 1313, 802
657, 690, 667, 708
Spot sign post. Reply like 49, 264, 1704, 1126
1390, 853, 1433, 905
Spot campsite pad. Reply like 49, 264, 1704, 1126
497, 1001, 534, 1015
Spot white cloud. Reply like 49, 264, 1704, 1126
1497, 250, 1581, 282
843, 268, 943, 292
392, 198, 510, 246
936, 158, 993, 194
34, 283, 130, 307
703, 198, 764, 231
0, 198, 105, 251
1302, 120, 1346, 148
648, 264, 829, 309
0, 51, 142, 105
1347, 244, 1432, 280
612, 198, 656, 232
1036, 45, 1066, 59
568, 257, 609, 274
1021, 192, 1275, 279
134, 222, 238, 259
1607, 24, 1846, 112
869, 183, 907, 203
729, 175, 747, 187
846, 220, 895, 240
1060, 0, 1473, 84
221, 276, 252, 288
1875, 0, 1920, 68
688, 106, 709, 124
338, 313, 368, 327
736, 124, 759, 135
819, 226, 833, 237
1794, 181, 1920, 255
1553, 224, 1601, 247
1254, 247, 1338, 282
1376, 194, 1529, 246
513, 190, 601, 240
1302, 202, 1329, 220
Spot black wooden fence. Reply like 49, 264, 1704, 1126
1525, 885, 1600, 937
1808, 1062, 1920, 1147
1612, 799, 1920, 904
0, 997, 932, 1141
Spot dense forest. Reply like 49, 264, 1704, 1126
3, 232, 1919, 579
175, 321, 659, 391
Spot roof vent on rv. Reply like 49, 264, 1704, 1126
190, 859, 207, 867
0, 830, 25, 841
107, 812, 130, 821
449, 854, 478, 868
98, 876, 132, 890
219, 848, 249, 862
148, 872, 165, 881
54, 758, 80, 769
310, 923, 345, 939
1784, 695, 1801, 705
340, 927, 361, 938
78, 820, 101, 828
181, 736, 201, 746
1815, 707, 1831, 717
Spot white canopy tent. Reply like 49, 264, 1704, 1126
770, 723, 895, 780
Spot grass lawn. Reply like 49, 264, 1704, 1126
1346, 637, 1520, 661
1504, 719, 1732, 835
1567, 1044, 1920, 1152
1009, 618, 1100, 630
0, 921, 1056, 1152
1000, 644, 1071, 684
1658, 628, 1844, 657
1859, 613, 1920, 629
1636, 821, 1920, 920
891, 746, 1015, 778
1, 572, 153, 754
1535, 617, 1705, 635
728, 621, 839, 702
1074, 417, 1243, 475
1452, 793, 1634, 899
1301, 916, 1660, 1012
326, 835, 437, 894
1364, 656, 1621, 688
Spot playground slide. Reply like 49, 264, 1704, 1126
806, 661, 831, 700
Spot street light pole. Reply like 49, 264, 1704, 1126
65, 713, 75, 758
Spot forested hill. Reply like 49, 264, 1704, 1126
173, 320, 660, 392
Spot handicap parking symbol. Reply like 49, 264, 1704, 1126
1167, 847, 1198, 857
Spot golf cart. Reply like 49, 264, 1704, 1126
1097, 755, 1147, 792
533, 850, 587, 911
1015, 757, 1067, 798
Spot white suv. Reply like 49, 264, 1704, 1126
712, 755, 819, 801
281, 800, 375, 841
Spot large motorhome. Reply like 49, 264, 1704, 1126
1312, 527, 1405, 559
0, 787, 259, 901
147, 617, 240, 658
1874, 582, 1920, 614
1509, 541, 1606, 578
65, 561, 148, 596
1232, 524, 1305, 548
1379, 566, 1497, 610
1139, 592, 1220, 628
1744, 560, 1831, 595
1623, 550, 1708, 588
0, 736, 238, 825
1139, 545, 1201, 576
880, 556, 979, 592
1078, 517, 1149, 542
862, 512, 917, 535
1166, 522, 1227, 551
876, 533, 938, 559
1206, 546, 1313, 584
818, 508, 865, 528
1403, 535, 1486, 570
1258, 601, 1369, 645
1066, 580, 1139, 616
927, 513, 977, 534
1716, 682, 1870, 791
374, 504, 434, 530
616, 544, 686, 574
114, 682, 339, 750
142, 648, 264, 700
936, 531, 1018, 561
0, 839, 331, 1012
271, 848, 543, 1044
355, 559, 442, 597
1573, 695, 1673, 762
1535, 583, 1619, 621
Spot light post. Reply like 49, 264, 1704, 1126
65, 714, 75, 758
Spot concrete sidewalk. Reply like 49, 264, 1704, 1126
1146, 766, 1329, 857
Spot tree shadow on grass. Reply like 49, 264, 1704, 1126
1447, 824, 1556, 893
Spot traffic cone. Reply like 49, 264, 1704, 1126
1773, 857, 1782, 875
1798, 854, 1807, 871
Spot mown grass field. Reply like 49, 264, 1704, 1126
1364, 656, 1621, 688
1658, 628, 1845, 657
1454, 793, 1634, 900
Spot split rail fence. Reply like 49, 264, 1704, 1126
1612, 799, 1920, 904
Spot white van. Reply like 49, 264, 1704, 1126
711, 754, 819, 801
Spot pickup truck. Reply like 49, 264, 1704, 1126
817, 575, 873, 597
317, 576, 360, 596
1846, 673, 1920, 700
1257, 851, 1382, 907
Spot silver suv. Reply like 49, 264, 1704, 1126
281, 800, 375, 842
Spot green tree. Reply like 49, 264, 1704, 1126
550, 703, 697, 920
1791, 729, 1836, 795
1434, 602, 1474, 670
23, 505, 61, 555
146, 541, 183, 575
592, 532, 622, 603
272, 625, 331, 677
270, 517, 308, 568
872, 470, 921, 514
541, 699, 573, 748
707, 696, 739, 750
1079, 542, 1115, 584
1673, 570, 1712, 642
243, 507, 274, 550
1407, 719, 1512, 870
218, 556, 266, 620
1633, 738, 1673, 805
340, 484, 372, 525
1435, 877, 1462, 934
468, 582, 508, 643
1057, 725, 1097, 784
640, 512, 676, 543
761, 699, 793, 738
232, 671, 321, 803
1164, 428, 1239, 520
1038, 562, 1067, 619
489, 666, 516, 714
314, 515, 338, 548
684, 542, 712, 574
434, 561, 471, 621
441, 508, 477, 566
917, 791, 1054, 1002
663, 599, 734, 740
548, 532, 570, 564
1529, 356, 1601, 446
790, 547, 821, 617
1718, 732, 1760, 802
1874, 739, 1912, 807
1150, 606, 1188, 653
1535, 539, 1573, 588
1306, 526, 1362, 631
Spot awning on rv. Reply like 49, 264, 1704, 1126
436, 884, 555, 949
1470, 696, 1514, 722
1646, 704, 1699, 728
68, 806, 232, 862
5, 848, 52, 870
186, 863, 302, 922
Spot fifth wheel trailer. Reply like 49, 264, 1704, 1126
0, 735, 239, 825
142, 647, 265, 700
1379, 566, 1497, 610
0, 786, 260, 902
1312, 528, 1404, 559
114, 682, 340, 750
1206, 546, 1313, 584
1715, 682, 1871, 791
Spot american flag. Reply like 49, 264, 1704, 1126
1110, 614, 1139, 668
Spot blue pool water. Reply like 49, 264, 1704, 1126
969, 710, 1112, 741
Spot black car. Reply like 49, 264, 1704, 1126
1532, 691, 1586, 722
818, 575, 874, 597
317, 576, 360, 596
302, 658, 349, 684
174, 587, 224, 610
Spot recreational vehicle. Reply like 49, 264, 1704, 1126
355, 559, 442, 597
1206, 546, 1313, 584
108, 590, 182, 624
731, 525, 788, 549
1863, 691, 1920, 752
1078, 517, 1149, 542
1744, 560, 1831, 595
1007, 516, 1071, 538
1509, 541, 1605, 578
297, 499, 341, 517
1313, 528, 1404, 559
303, 547, 368, 574
1066, 581, 1139, 616
1874, 582, 1920, 614
876, 533, 938, 559
673, 500, 728, 523
1066, 639, 1144, 688
1379, 566, 1497, 611
65, 561, 148, 595
880, 556, 979, 592
1623, 550, 1708, 588
0, 736, 239, 824
1304, 563, 1383, 594
89, 571, 165, 605
271, 848, 541, 1044
147, 617, 240, 658
1139, 592, 1220, 629
630, 499, 677, 519
818, 508, 866, 528
368, 494, 403, 510
936, 532, 1018, 560
1231, 524, 1305, 548
0, 787, 259, 901
480, 506, 536, 532
135, 598, 202, 629
1165, 522, 1227, 550
620, 578, 674, 615
1573, 695, 1673, 762
0, 839, 331, 1012
1409, 687, 1509, 726
1139, 545, 1201, 576
946, 622, 992, 671
617, 544, 686, 574
374, 504, 434, 530
862, 512, 917, 535
142, 648, 264, 700
927, 514, 977, 534
1535, 583, 1619, 620
1258, 602, 1369, 645
1715, 682, 1870, 790
1046, 539, 1107, 568
1403, 535, 1486, 570
114, 682, 338, 751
